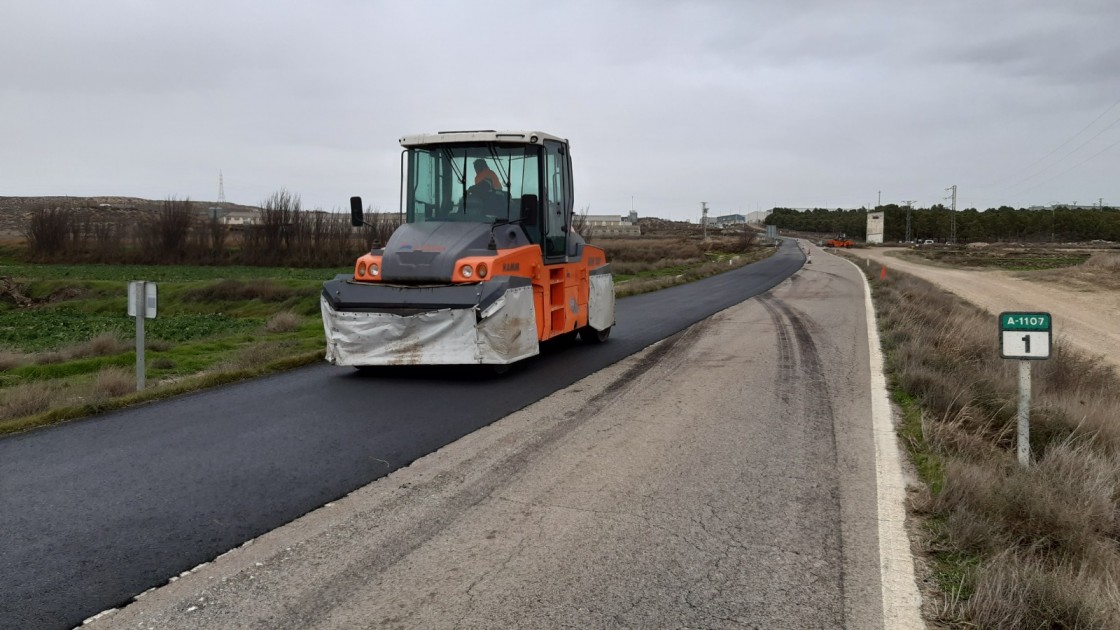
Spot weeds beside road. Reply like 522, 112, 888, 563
0, 263, 341, 436
609, 234, 772, 297
862, 263, 1120, 628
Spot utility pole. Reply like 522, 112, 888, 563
877, 190, 881, 208
217, 170, 226, 206
901, 200, 917, 243
701, 202, 709, 241
945, 185, 957, 243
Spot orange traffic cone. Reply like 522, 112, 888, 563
880, 266, 887, 280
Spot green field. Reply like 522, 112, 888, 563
0, 258, 350, 433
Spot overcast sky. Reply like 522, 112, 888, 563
3, 1, 1118, 221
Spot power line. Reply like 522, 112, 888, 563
998, 113, 1120, 193
987, 95, 1120, 189
1016, 134, 1120, 195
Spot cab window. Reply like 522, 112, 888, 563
543, 140, 570, 258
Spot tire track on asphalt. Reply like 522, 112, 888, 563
758, 294, 847, 629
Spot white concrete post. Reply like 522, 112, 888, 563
1017, 360, 1030, 467
135, 281, 146, 391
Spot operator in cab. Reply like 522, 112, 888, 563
473, 159, 502, 191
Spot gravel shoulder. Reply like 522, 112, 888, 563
848, 247, 1120, 373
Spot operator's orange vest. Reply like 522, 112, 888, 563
475, 169, 502, 191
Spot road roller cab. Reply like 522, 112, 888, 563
321, 130, 615, 367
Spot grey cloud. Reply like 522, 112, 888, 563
1, 0, 1117, 218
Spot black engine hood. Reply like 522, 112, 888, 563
380, 221, 530, 283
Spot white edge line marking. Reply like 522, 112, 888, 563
845, 254, 926, 628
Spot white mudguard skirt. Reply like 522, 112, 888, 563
322, 285, 539, 366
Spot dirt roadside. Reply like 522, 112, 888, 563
845, 246, 1120, 373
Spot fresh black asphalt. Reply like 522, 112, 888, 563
0, 240, 804, 629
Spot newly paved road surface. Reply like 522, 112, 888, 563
90, 241, 893, 629
1, 241, 803, 629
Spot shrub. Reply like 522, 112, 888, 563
1083, 251, 1120, 271
146, 339, 172, 352
93, 366, 135, 398
136, 197, 193, 262
265, 311, 301, 333
23, 202, 74, 257
0, 350, 29, 371
224, 342, 286, 371
0, 382, 53, 420
183, 279, 303, 303
76, 333, 130, 359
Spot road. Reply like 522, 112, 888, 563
3, 241, 820, 629
81, 244, 920, 629
847, 247, 1120, 372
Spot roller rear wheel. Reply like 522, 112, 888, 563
579, 326, 611, 344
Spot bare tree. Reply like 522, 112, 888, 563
137, 196, 193, 262
23, 201, 74, 258
572, 205, 594, 242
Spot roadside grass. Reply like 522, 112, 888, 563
900, 245, 1093, 271
0, 236, 771, 436
863, 263, 1120, 628
0, 257, 344, 435
1022, 251, 1120, 292
606, 235, 774, 297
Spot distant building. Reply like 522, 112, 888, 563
711, 214, 746, 228
866, 211, 885, 244
581, 214, 641, 237
746, 210, 772, 224
220, 210, 260, 227
1027, 204, 1107, 211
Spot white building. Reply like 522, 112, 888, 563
581, 214, 641, 237
220, 210, 260, 226
866, 211, 885, 244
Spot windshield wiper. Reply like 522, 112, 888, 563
486, 146, 510, 187
441, 148, 466, 186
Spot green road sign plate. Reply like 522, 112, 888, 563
1000, 312, 1051, 332
999, 311, 1052, 360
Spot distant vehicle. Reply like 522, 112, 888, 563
823, 235, 854, 248
922, 239, 935, 246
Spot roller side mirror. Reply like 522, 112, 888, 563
350, 196, 364, 227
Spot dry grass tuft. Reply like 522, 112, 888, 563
223, 343, 287, 371
184, 279, 303, 303
35, 351, 65, 365
264, 311, 302, 333
0, 350, 30, 371
28, 333, 130, 366
1083, 251, 1120, 271
75, 333, 130, 359
963, 549, 1120, 629
0, 382, 53, 420
1024, 250, 1120, 291
93, 366, 135, 398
